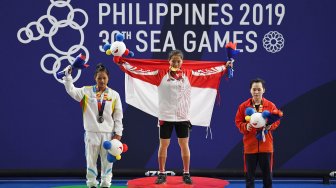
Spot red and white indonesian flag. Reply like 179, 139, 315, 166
121, 58, 227, 127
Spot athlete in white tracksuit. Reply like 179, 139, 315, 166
117, 50, 230, 184
63, 64, 123, 188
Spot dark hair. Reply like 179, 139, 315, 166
250, 78, 265, 89
168, 49, 184, 60
94, 63, 109, 78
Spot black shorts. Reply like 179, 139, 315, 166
159, 121, 192, 139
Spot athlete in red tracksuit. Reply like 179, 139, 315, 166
235, 78, 281, 188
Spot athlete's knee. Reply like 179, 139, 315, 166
178, 138, 189, 146
159, 139, 170, 148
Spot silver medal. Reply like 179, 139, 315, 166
97, 115, 104, 123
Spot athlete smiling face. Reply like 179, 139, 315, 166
168, 50, 183, 71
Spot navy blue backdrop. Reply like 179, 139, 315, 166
1, 0, 335, 173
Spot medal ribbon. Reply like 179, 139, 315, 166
168, 69, 183, 81
251, 99, 263, 112
93, 86, 108, 117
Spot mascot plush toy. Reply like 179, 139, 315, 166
225, 42, 240, 78
245, 107, 283, 142
103, 139, 128, 163
103, 33, 134, 63
56, 53, 89, 79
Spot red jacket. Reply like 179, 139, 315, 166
235, 98, 281, 154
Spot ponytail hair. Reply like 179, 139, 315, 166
94, 63, 109, 78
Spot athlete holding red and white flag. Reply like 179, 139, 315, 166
110, 47, 237, 184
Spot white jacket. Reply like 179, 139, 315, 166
121, 62, 225, 122
63, 75, 123, 135
157, 73, 191, 121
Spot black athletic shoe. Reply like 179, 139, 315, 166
90, 187, 97, 188
155, 173, 167, 184
182, 173, 192, 184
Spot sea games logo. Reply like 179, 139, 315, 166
17, 0, 88, 83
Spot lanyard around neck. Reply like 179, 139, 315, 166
93, 86, 108, 116
251, 99, 263, 112
168, 69, 183, 81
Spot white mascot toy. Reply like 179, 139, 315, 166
103, 139, 128, 163
245, 107, 283, 142
103, 32, 134, 63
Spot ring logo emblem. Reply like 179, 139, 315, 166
17, 0, 89, 83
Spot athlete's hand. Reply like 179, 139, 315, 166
64, 65, 72, 75
246, 123, 253, 131
265, 124, 272, 130
225, 59, 234, 68
112, 134, 122, 140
